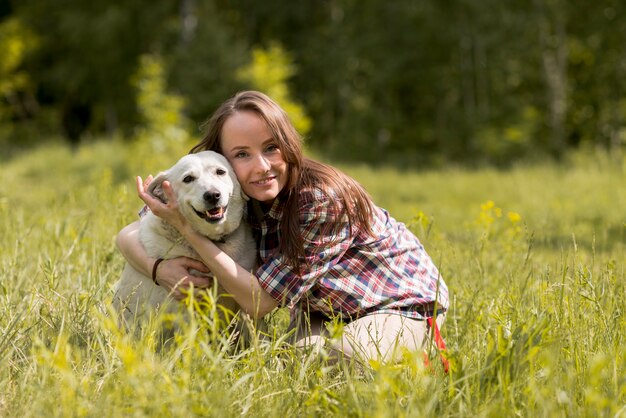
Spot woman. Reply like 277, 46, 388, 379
117, 90, 449, 363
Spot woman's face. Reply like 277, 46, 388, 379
220, 111, 288, 204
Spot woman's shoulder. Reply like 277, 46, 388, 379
296, 185, 345, 224
298, 184, 340, 207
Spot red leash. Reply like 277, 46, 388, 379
423, 316, 449, 373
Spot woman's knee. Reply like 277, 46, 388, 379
341, 314, 433, 363
289, 311, 445, 365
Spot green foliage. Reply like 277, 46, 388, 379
14, 0, 176, 137
0, 16, 39, 146
165, 0, 248, 127
4, 1, 626, 164
473, 106, 541, 165
236, 43, 311, 137
0, 17, 36, 113
131, 54, 192, 160
1, 140, 624, 416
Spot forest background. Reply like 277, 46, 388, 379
2, 0, 626, 165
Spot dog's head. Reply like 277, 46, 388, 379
147, 151, 247, 239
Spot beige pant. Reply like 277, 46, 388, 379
290, 311, 446, 364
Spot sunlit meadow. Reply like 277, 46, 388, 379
1, 137, 624, 417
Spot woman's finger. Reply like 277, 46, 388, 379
169, 277, 211, 299
136, 175, 144, 194
185, 275, 212, 289
183, 258, 211, 273
162, 181, 177, 207
136, 176, 152, 200
144, 175, 153, 188
136, 175, 164, 210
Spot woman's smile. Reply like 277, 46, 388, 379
251, 176, 276, 186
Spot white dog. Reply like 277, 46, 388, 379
113, 151, 256, 332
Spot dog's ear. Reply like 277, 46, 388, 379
147, 172, 169, 204
240, 189, 250, 201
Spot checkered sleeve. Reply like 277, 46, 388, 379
255, 191, 351, 308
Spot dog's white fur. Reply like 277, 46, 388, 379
113, 151, 256, 329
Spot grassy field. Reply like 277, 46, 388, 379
1, 138, 625, 417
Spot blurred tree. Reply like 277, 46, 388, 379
124, 53, 194, 172
132, 54, 190, 151
165, 0, 248, 132
0, 17, 38, 122
534, 0, 569, 157
236, 43, 311, 137
567, 0, 626, 155
2, 0, 625, 164
214, 0, 543, 164
14, 0, 176, 142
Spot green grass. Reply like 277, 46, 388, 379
1, 138, 625, 417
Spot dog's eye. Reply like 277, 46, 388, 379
216, 168, 226, 176
182, 175, 196, 183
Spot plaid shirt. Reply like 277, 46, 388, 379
247, 187, 449, 321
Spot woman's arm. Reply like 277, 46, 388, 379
116, 221, 152, 276
135, 176, 278, 317
116, 220, 212, 300
179, 224, 278, 317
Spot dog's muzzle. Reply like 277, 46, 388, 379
192, 204, 227, 223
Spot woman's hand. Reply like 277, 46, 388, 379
155, 257, 213, 301
136, 175, 187, 231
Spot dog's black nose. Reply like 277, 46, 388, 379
203, 190, 221, 204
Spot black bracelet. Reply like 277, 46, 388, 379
152, 258, 164, 285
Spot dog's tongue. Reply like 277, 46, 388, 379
206, 207, 224, 219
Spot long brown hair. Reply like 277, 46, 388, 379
191, 91, 374, 270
